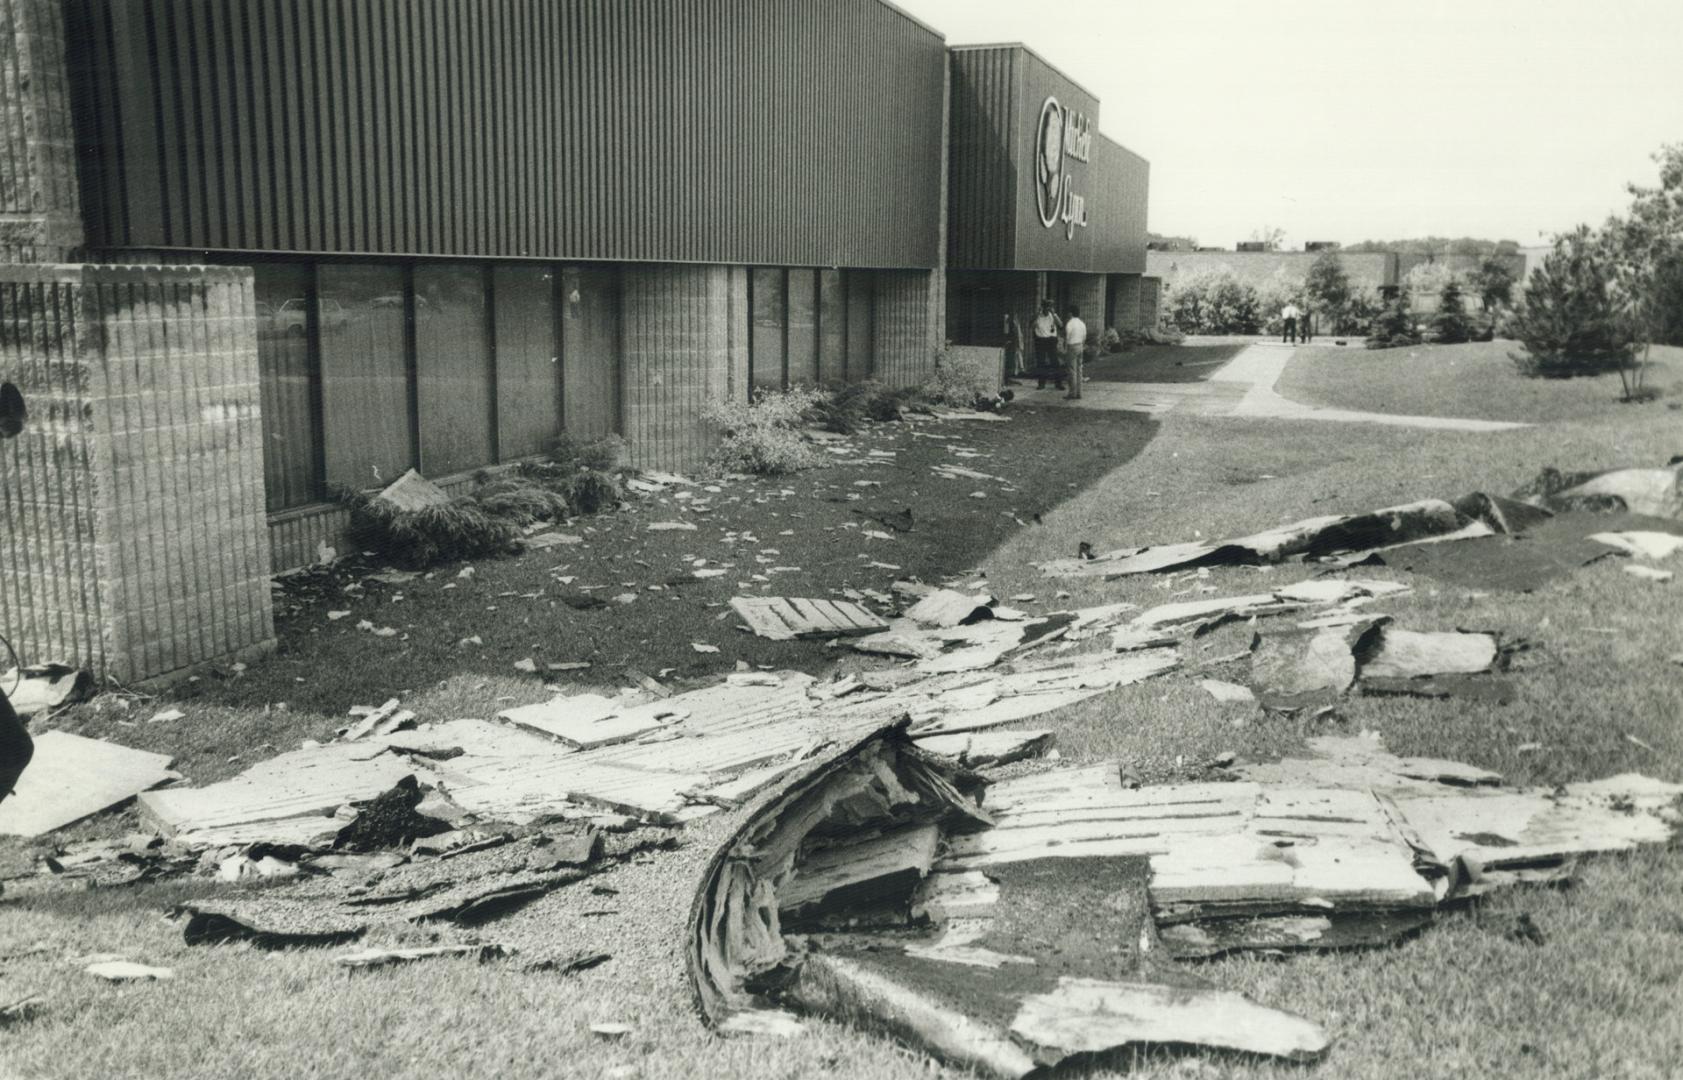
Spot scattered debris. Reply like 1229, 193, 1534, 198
647, 521, 698, 532
1622, 564, 1674, 582
0, 663, 93, 718
0, 733, 180, 837
332, 775, 453, 852
731, 597, 888, 640
1590, 531, 1683, 560
148, 709, 185, 724
85, 960, 174, 982
1198, 679, 1255, 704
336, 943, 511, 969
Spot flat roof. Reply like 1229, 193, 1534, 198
948, 41, 1101, 103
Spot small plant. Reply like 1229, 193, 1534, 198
510, 432, 628, 514
471, 474, 573, 526
703, 387, 825, 475
1430, 279, 1476, 344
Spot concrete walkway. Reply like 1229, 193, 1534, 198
1030, 342, 1529, 432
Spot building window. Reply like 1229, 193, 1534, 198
414, 265, 495, 477
749, 267, 786, 390
493, 265, 561, 461
318, 264, 412, 490
253, 263, 321, 511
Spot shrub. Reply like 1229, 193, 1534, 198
1168, 269, 1262, 334
341, 489, 517, 569
471, 475, 573, 526
703, 386, 825, 475
1257, 279, 1308, 336
923, 347, 1000, 407
1508, 226, 1635, 377
1470, 255, 1517, 311
1339, 288, 1383, 335
1429, 279, 1476, 344
508, 432, 627, 514
1365, 291, 1422, 349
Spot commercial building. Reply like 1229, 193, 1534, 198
1, 0, 1149, 682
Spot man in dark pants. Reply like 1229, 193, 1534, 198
1030, 300, 1064, 390
0, 685, 30, 812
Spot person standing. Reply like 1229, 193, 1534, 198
1002, 312, 1024, 385
1031, 300, 1063, 390
1063, 304, 1088, 400
1281, 300, 1301, 344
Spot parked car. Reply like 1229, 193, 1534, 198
265, 297, 350, 337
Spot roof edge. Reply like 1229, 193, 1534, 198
948, 41, 1101, 103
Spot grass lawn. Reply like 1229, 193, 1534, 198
6, 364, 1683, 1079
1085, 340, 1248, 383
1277, 340, 1683, 422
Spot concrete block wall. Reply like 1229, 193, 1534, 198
1063, 273, 1106, 331
0, 264, 275, 681
1108, 274, 1143, 333
621, 264, 738, 472
1139, 277, 1162, 330
0, 0, 82, 263
1144, 250, 1397, 294
873, 269, 936, 387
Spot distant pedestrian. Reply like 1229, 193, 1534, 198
1063, 305, 1088, 400
1300, 306, 1313, 343
1002, 312, 1024, 384
1281, 301, 1302, 344
1031, 300, 1064, 390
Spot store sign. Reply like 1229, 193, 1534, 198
1034, 96, 1092, 240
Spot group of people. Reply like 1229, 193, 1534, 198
1001, 300, 1089, 400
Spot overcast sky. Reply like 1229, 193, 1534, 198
893, 0, 1683, 249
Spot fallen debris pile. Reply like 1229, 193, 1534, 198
686, 728, 1682, 1074
1039, 462, 1683, 591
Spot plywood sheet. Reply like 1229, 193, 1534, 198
2, 733, 180, 836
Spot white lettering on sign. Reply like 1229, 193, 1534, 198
1034, 96, 1092, 239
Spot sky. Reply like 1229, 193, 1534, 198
893, 0, 1683, 249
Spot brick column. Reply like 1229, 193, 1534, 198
1108, 275, 1143, 333
1064, 273, 1106, 329
0, 0, 83, 263
0, 264, 275, 682
1140, 277, 1162, 330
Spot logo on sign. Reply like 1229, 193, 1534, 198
1035, 96, 1092, 240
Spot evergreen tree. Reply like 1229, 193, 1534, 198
1365, 289, 1421, 350
1509, 226, 1634, 377
1470, 256, 1516, 311
1430, 279, 1475, 343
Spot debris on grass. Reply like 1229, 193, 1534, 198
0, 733, 180, 838
336, 943, 512, 969
343, 470, 519, 569
85, 960, 173, 982
1, 662, 93, 718
731, 597, 888, 640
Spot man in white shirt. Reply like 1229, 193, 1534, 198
1281, 301, 1302, 344
1062, 305, 1088, 400
1030, 300, 1064, 390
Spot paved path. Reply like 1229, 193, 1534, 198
1030, 342, 1529, 432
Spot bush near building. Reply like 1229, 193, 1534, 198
1167, 269, 1262, 334
703, 387, 827, 476
1429, 279, 1478, 344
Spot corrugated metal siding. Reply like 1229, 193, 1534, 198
947, 47, 1019, 271
1089, 136, 1149, 275
1010, 48, 1104, 273
68, 0, 946, 269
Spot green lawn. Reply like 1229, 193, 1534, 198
1276, 340, 1682, 422
1085, 340, 1248, 383
6, 367, 1683, 1079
